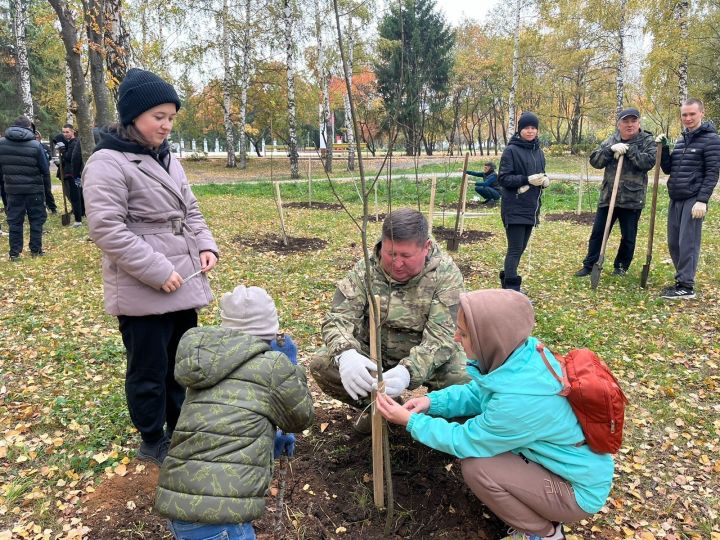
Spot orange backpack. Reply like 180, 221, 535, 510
537, 344, 628, 454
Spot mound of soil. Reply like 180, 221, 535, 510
432, 226, 493, 244
545, 211, 596, 225
439, 200, 488, 211
234, 234, 328, 254
284, 201, 343, 211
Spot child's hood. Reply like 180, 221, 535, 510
174, 326, 271, 389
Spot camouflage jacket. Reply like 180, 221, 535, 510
155, 327, 314, 524
589, 129, 657, 210
322, 240, 465, 390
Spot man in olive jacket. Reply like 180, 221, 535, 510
575, 108, 656, 277
155, 287, 314, 532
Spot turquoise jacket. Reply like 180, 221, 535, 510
406, 336, 614, 513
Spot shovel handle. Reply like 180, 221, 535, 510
598, 154, 624, 259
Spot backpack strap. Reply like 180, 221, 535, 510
537, 343, 571, 396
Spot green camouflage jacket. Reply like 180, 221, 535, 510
154, 327, 314, 524
589, 129, 657, 210
322, 240, 465, 390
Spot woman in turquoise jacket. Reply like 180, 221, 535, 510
376, 289, 614, 540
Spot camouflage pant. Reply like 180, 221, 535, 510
309, 346, 471, 409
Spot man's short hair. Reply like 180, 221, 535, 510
682, 98, 704, 112
12, 116, 32, 129
63, 123, 74, 130
484, 162, 495, 171
382, 208, 429, 246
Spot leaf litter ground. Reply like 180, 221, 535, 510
1, 172, 719, 540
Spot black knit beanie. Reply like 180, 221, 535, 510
517, 112, 539, 131
117, 68, 181, 126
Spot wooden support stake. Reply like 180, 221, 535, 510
374, 182, 379, 221
577, 161, 586, 215
369, 295, 384, 509
428, 174, 437, 231
458, 153, 470, 236
273, 182, 289, 246
308, 157, 312, 208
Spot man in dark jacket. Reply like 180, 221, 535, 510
57, 124, 83, 227
468, 162, 500, 206
0, 116, 53, 260
575, 108, 656, 278
658, 98, 720, 299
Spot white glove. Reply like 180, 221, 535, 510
655, 134, 668, 145
691, 201, 707, 219
611, 142, 628, 159
338, 349, 377, 400
379, 365, 410, 397
528, 173, 545, 186
542, 175, 550, 188
517, 185, 530, 194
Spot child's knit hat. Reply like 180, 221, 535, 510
220, 285, 279, 340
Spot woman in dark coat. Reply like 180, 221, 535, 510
497, 112, 548, 292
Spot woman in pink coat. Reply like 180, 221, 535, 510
83, 69, 218, 465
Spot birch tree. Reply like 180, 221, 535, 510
343, 16, 355, 170
12, 0, 33, 119
82, 0, 114, 125
105, 0, 129, 99
616, 0, 627, 115
282, 0, 300, 179
237, 0, 252, 169
507, 0, 522, 137
315, 0, 333, 172
674, 0, 689, 103
221, 0, 236, 167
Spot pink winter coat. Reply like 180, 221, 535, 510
83, 147, 218, 317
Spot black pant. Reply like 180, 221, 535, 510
118, 309, 198, 443
582, 206, 641, 270
63, 177, 84, 222
504, 224, 534, 279
6, 193, 47, 256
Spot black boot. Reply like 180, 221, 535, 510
503, 275, 522, 292
499, 271, 505, 288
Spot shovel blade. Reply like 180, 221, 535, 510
639, 263, 650, 289
61, 213, 72, 226
590, 261, 602, 289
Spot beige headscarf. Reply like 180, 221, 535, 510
458, 289, 535, 374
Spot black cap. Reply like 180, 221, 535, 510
518, 112, 539, 131
117, 68, 181, 126
617, 108, 640, 121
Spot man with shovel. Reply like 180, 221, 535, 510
575, 108, 656, 278
309, 208, 469, 434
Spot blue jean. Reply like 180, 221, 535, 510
475, 184, 501, 201
168, 521, 256, 540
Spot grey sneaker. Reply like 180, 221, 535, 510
660, 285, 695, 300
137, 436, 171, 465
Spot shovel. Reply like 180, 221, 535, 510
447, 153, 470, 252
640, 143, 663, 288
57, 152, 72, 226
591, 154, 624, 289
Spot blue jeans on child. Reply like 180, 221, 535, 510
168, 521, 256, 540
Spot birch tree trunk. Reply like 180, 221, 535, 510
82, 0, 114, 125
316, 0, 332, 172
65, 64, 75, 124
615, 0, 626, 116
237, 0, 251, 169
283, 0, 300, 179
105, 0, 129, 99
508, 0, 522, 137
49, 0, 96, 162
344, 17, 355, 171
221, 0, 236, 167
12, 0, 33, 119
674, 0, 689, 103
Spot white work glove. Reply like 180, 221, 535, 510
542, 175, 550, 188
655, 134, 668, 145
528, 173, 545, 186
378, 364, 410, 397
691, 201, 707, 219
611, 142, 629, 159
338, 349, 377, 400
517, 185, 530, 194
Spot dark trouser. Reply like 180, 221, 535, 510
63, 177, 84, 222
0, 177, 6, 209
308, 345, 470, 409
667, 197, 703, 288
6, 193, 47, 256
461, 453, 592, 537
475, 185, 501, 201
581, 206, 641, 271
118, 309, 197, 443
504, 224, 534, 279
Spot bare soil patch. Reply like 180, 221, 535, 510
431, 226, 494, 244
284, 201, 343, 211
233, 234, 328, 254
545, 211, 596, 225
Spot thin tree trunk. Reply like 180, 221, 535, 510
105, 0, 128, 100
221, 0, 236, 167
49, 0, 96, 162
12, 0, 33, 119
283, 0, 300, 179
316, 0, 332, 172
345, 17, 355, 171
615, 0, 626, 116
83, 0, 114, 125
237, 0, 251, 169
65, 64, 75, 124
508, 0, 522, 137
674, 0, 689, 103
